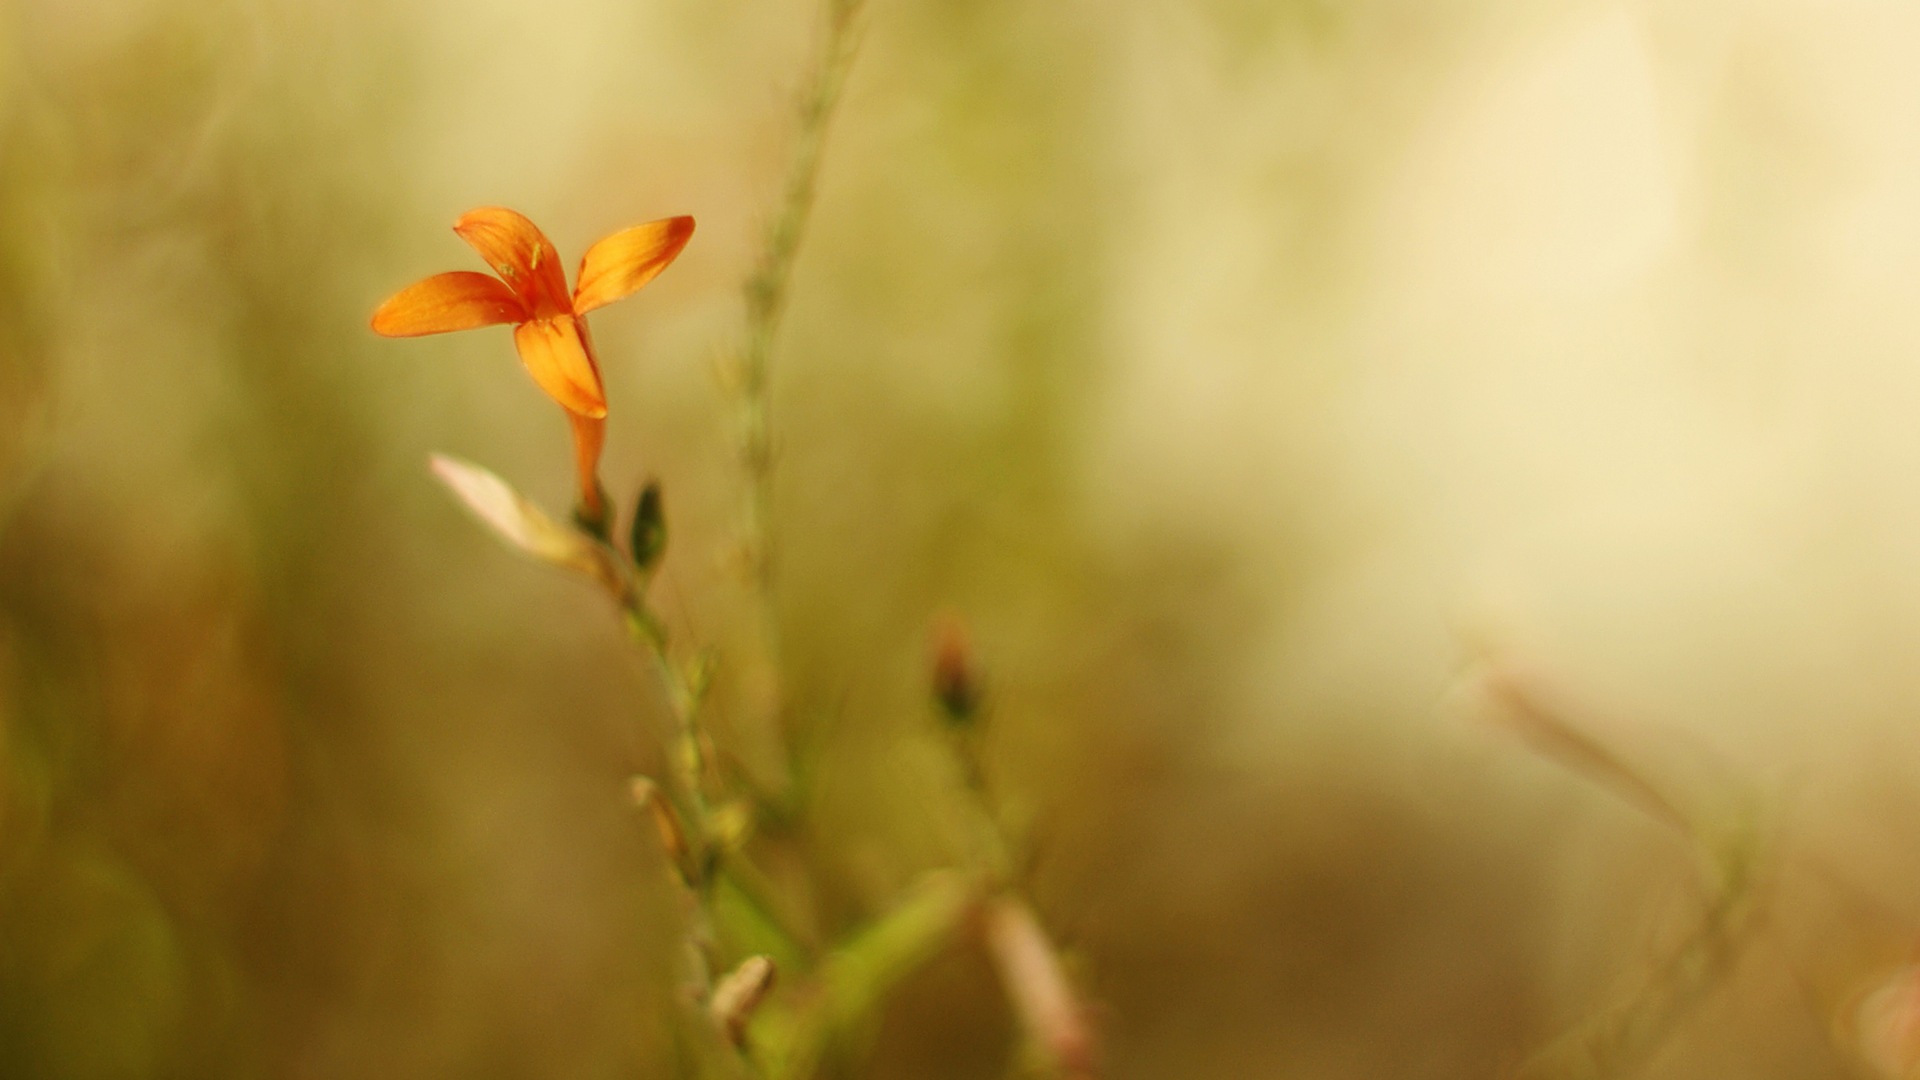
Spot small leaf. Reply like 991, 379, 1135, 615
429, 454, 631, 600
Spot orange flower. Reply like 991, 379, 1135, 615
372, 207, 695, 524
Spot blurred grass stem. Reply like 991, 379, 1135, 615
1475, 660, 1693, 835
1478, 659, 1773, 1080
622, 595, 809, 955
1513, 837, 1767, 1080
736, 0, 869, 786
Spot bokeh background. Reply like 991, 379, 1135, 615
6, 0, 1920, 1076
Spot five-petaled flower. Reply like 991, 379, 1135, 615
372, 207, 695, 527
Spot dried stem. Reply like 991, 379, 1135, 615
1474, 657, 1772, 1080
1474, 660, 1693, 835
985, 895, 1101, 1080
1512, 832, 1767, 1080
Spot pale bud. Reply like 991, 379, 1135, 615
629, 776, 690, 873
709, 955, 777, 1047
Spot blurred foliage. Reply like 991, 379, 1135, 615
5, 0, 1920, 1078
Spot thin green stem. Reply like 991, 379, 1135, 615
624, 603, 711, 821
754, 871, 983, 1080
623, 585, 812, 958
735, 0, 869, 784
938, 713, 1100, 1077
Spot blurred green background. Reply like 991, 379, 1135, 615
7, 0, 1920, 1076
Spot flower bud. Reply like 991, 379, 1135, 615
629, 776, 690, 877
709, 955, 777, 1047
706, 800, 755, 856
630, 479, 667, 571
930, 616, 982, 725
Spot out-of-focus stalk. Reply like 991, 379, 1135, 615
733, 0, 869, 789
1465, 652, 1771, 1080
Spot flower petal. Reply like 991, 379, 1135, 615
428, 453, 631, 601
512, 316, 607, 418
572, 215, 695, 315
454, 207, 573, 317
370, 271, 527, 337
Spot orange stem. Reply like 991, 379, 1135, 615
569, 411, 606, 520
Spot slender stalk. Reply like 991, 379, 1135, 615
735, 0, 869, 779
623, 591, 811, 959
617, 582, 814, 1080
1513, 842, 1767, 1080
1482, 661, 1771, 1080
932, 636, 1099, 1076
